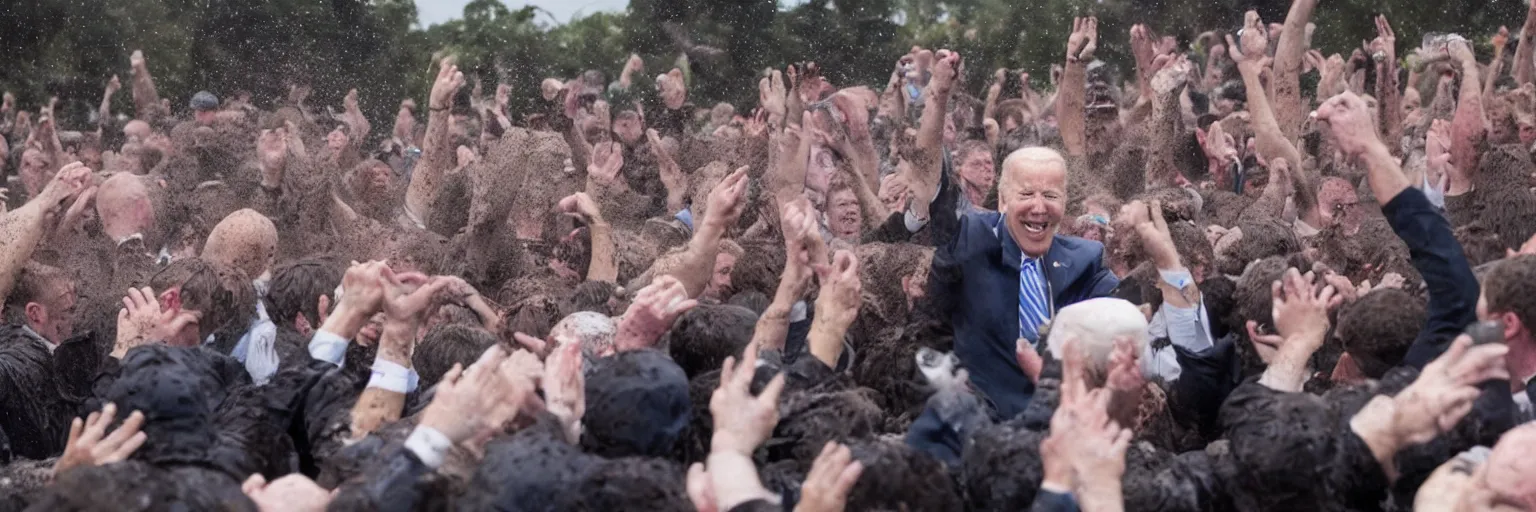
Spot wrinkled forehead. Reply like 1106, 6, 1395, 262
1001, 155, 1067, 192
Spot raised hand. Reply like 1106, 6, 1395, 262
54, 403, 147, 476
759, 69, 787, 121
1150, 54, 1192, 97
710, 339, 787, 455
1197, 121, 1239, 166
1067, 17, 1099, 63
419, 345, 518, 444
795, 442, 864, 512
1446, 36, 1475, 66
1124, 199, 1181, 270
129, 50, 146, 71
703, 165, 750, 231
429, 57, 466, 111
557, 191, 605, 225
614, 275, 699, 352
1396, 335, 1509, 443
39, 161, 90, 210
1314, 91, 1383, 158
587, 141, 624, 186
929, 50, 961, 96
1226, 11, 1270, 68
647, 129, 686, 195
1372, 15, 1397, 66
256, 128, 288, 187
106, 75, 122, 96
113, 286, 201, 358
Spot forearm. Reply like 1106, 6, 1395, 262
1146, 87, 1184, 188
564, 123, 592, 181
1238, 63, 1303, 168
707, 452, 777, 510
1058, 64, 1088, 156
0, 200, 51, 303
1377, 62, 1402, 153
807, 318, 847, 368
1238, 175, 1290, 222
350, 322, 414, 437
848, 153, 891, 230
1517, 12, 1536, 84
1075, 482, 1125, 512
586, 222, 618, 283
98, 93, 114, 130
405, 108, 453, 218
1273, 0, 1316, 141
672, 223, 725, 299
750, 299, 794, 352
1348, 396, 1403, 478
131, 69, 160, 120
1449, 63, 1484, 194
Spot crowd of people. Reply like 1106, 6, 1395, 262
3, 0, 1536, 509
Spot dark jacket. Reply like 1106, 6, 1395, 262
1387, 188, 1480, 368
929, 213, 1119, 419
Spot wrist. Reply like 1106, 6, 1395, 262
318, 303, 370, 340
376, 321, 417, 365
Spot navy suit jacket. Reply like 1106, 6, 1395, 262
928, 209, 1119, 419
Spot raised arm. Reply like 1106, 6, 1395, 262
808, 251, 861, 367
403, 58, 465, 226
99, 75, 121, 135
1373, 17, 1403, 153
1058, 18, 1098, 158
1484, 27, 1510, 101
672, 167, 748, 298
350, 272, 453, 438
558, 193, 617, 283
908, 50, 959, 222
1515, 3, 1536, 85
1272, 0, 1317, 141
1146, 57, 1192, 188
0, 163, 88, 304
127, 51, 163, 121
1227, 12, 1303, 171
342, 89, 372, 150
752, 200, 823, 352
1447, 39, 1485, 196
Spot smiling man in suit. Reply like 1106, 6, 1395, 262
930, 146, 1119, 419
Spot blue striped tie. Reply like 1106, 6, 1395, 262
1018, 258, 1049, 344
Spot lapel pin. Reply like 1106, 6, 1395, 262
1052, 261, 1062, 268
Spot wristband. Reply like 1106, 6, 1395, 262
1159, 268, 1194, 290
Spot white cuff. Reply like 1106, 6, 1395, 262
367, 357, 420, 393
403, 425, 453, 469
308, 330, 349, 367
790, 301, 809, 323
904, 208, 929, 233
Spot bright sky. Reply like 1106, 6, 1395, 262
415, 0, 630, 26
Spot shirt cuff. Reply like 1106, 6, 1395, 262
309, 330, 349, 367
367, 357, 420, 393
403, 425, 453, 469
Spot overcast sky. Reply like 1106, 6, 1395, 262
415, 0, 629, 26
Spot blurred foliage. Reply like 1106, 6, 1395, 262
0, 0, 1523, 131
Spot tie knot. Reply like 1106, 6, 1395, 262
1022, 258, 1038, 270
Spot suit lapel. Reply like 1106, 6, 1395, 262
1044, 236, 1076, 303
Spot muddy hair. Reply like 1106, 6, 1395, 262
1483, 255, 1536, 332
149, 258, 249, 341
1228, 257, 1290, 375
1335, 288, 1425, 378
1216, 219, 1299, 277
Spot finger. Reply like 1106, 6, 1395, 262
835, 460, 865, 496
440, 363, 465, 387
102, 411, 145, 449
758, 372, 788, 405
67, 416, 84, 445
513, 332, 549, 354
242, 474, 268, 495
719, 356, 736, 386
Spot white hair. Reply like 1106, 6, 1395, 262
1046, 298, 1148, 375
549, 311, 618, 361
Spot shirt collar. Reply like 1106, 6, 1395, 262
19, 325, 57, 353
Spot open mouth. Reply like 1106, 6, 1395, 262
1021, 221, 1049, 234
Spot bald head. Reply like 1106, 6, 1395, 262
123, 120, 152, 141
95, 173, 154, 241
202, 209, 278, 281
1486, 423, 1536, 508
